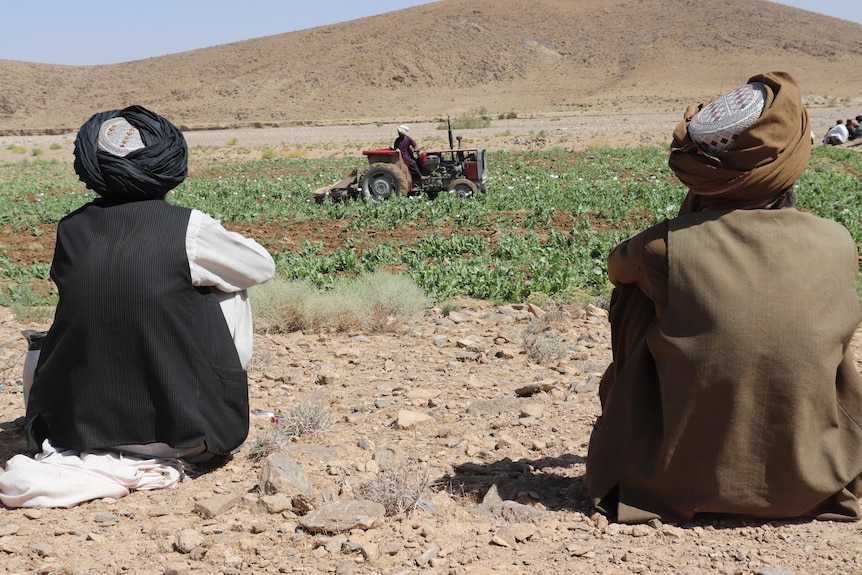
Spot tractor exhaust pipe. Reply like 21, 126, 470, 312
447, 116, 454, 150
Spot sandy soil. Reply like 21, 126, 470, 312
2, 107, 861, 165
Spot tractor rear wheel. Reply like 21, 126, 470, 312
447, 178, 478, 199
361, 163, 408, 201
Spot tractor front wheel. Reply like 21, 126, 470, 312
361, 163, 408, 201
447, 178, 478, 199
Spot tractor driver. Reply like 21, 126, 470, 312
394, 124, 423, 190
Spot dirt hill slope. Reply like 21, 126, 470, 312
1, 0, 862, 133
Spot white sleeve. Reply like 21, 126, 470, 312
186, 209, 275, 292
186, 210, 274, 369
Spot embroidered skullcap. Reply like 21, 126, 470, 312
397, 124, 409, 134
73, 105, 188, 202
688, 82, 766, 155
669, 71, 811, 213
97, 117, 145, 157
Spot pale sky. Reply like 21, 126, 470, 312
0, 0, 859, 66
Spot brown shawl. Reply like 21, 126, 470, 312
587, 209, 862, 523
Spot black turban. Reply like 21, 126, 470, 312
73, 105, 188, 201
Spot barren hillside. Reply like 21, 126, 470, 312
1, 0, 862, 134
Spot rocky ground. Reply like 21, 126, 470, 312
0, 295, 861, 575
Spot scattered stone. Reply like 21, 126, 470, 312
466, 397, 522, 415
93, 513, 120, 524
0, 535, 24, 554
316, 366, 342, 385
174, 529, 204, 554
585, 304, 608, 319
492, 527, 516, 547
259, 452, 312, 495
405, 388, 441, 401
298, 500, 385, 533
415, 544, 441, 566
757, 569, 794, 575
292, 493, 316, 515
519, 402, 545, 418
570, 377, 600, 394
164, 562, 191, 575
526, 303, 546, 318
514, 382, 555, 396
446, 311, 471, 324
260, 494, 293, 514
568, 543, 595, 557
509, 522, 538, 542
193, 492, 242, 519
359, 541, 381, 561
28, 541, 55, 557
395, 409, 433, 428
324, 534, 348, 553
590, 512, 609, 531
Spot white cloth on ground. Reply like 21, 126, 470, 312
824, 124, 849, 145
0, 439, 183, 508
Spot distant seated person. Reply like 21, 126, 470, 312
393, 124, 423, 191
0, 106, 275, 508
587, 72, 862, 524
824, 118, 849, 145
848, 118, 862, 141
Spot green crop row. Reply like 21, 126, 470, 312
1, 146, 860, 307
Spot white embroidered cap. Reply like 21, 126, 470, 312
689, 82, 767, 155
97, 117, 146, 157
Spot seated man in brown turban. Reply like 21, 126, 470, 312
586, 72, 862, 524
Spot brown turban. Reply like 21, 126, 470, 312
669, 71, 811, 213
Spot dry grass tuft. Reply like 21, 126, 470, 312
246, 401, 335, 461
355, 459, 431, 517
250, 272, 430, 334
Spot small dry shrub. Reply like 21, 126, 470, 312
355, 459, 430, 517
250, 272, 429, 334
521, 317, 570, 365
283, 148, 307, 159
247, 400, 335, 461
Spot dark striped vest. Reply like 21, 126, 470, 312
25, 199, 248, 456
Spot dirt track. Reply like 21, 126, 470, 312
2, 107, 860, 165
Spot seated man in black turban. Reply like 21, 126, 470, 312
24, 105, 275, 464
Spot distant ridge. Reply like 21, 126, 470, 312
1, 0, 861, 133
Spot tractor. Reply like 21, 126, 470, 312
313, 119, 488, 203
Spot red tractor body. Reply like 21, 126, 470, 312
312, 120, 489, 203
